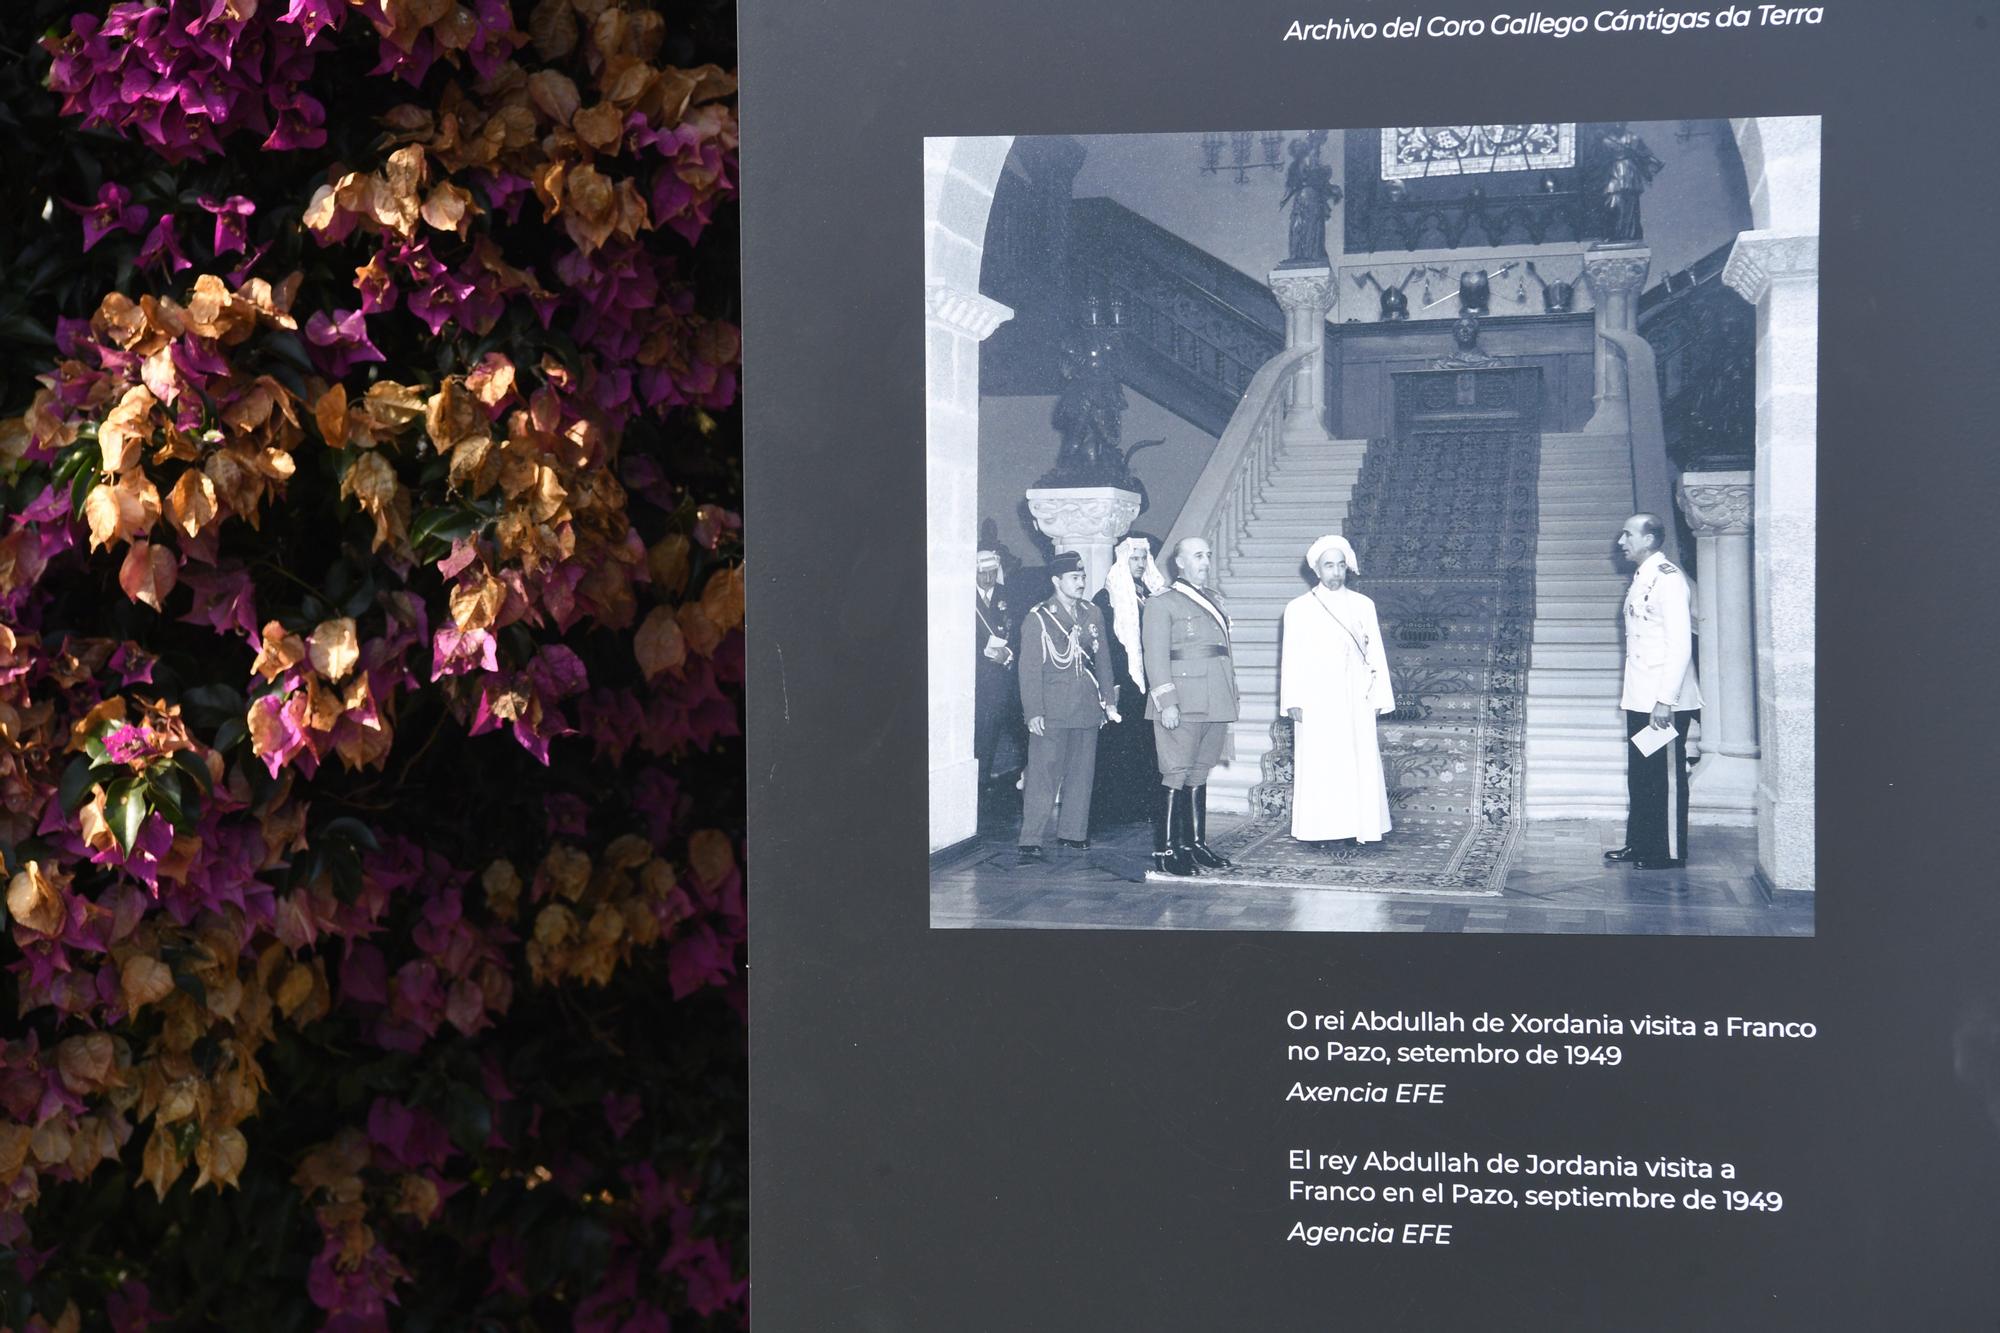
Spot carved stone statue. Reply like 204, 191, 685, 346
1279, 130, 1341, 266
1599, 123, 1664, 244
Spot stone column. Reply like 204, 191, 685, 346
1723, 229, 1817, 892
1267, 264, 1335, 441
926, 283, 1013, 852
1582, 247, 1650, 435
1023, 486, 1144, 597
1677, 471, 1757, 821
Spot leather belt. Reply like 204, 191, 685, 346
1170, 644, 1230, 661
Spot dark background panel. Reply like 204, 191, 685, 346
743, 0, 2000, 1327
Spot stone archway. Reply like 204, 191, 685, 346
926, 122, 1818, 887
925, 137, 1015, 850
1721, 116, 1819, 893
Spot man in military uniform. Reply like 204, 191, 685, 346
1605, 513, 1703, 874
1141, 536, 1239, 877
973, 549, 1017, 789
1016, 551, 1120, 864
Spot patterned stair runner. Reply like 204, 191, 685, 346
1212, 420, 1540, 894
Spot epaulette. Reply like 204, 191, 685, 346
1658, 561, 1678, 575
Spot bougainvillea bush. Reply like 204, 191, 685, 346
0, 0, 744, 1326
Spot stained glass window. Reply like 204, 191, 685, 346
1381, 124, 1575, 179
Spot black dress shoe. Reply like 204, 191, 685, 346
1056, 838, 1090, 850
1015, 845, 1045, 865
1603, 846, 1640, 863
1633, 857, 1686, 871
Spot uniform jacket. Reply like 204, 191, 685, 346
1621, 551, 1703, 712
975, 588, 1014, 674
1018, 596, 1118, 727
1141, 581, 1239, 722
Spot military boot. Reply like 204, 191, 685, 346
1187, 783, 1231, 869
1151, 787, 1195, 877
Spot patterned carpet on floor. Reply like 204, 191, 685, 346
1197, 420, 1540, 896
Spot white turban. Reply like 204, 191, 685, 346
1103, 538, 1166, 690
976, 549, 1003, 583
1305, 534, 1358, 576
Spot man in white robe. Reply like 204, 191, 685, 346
1280, 534, 1396, 845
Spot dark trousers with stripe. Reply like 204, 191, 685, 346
1624, 709, 1695, 863
1019, 726, 1099, 846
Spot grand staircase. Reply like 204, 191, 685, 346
1040, 198, 1666, 823
1521, 431, 1638, 818
1199, 418, 1640, 822
1203, 434, 1369, 815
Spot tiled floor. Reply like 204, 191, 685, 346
930, 793, 1813, 936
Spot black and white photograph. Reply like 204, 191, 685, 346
925, 119, 1819, 935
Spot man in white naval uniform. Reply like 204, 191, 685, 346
1604, 513, 1703, 873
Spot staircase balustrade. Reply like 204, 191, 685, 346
1162, 344, 1319, 571
1068, 198, 1285, 436
1598, 327, 1680, 563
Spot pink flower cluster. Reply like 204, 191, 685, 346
338, 842, 516, 1052
45, 2, 333, 162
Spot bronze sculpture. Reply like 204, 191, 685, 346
1279, 130, 1341, 266
1600, 123, 1664, 244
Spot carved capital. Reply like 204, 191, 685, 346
1024, 486, 1145, 545
1266, 265, 1336, 315
1582, 247, 1651, 300
1721, 230, 1818, 304
925, 285, 1014, 342
1677, 470, 1754, 536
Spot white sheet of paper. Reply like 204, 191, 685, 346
1630, 724, 1676, 757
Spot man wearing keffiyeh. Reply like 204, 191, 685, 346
1091, 535, 1167, 826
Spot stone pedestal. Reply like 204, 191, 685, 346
1678, 471, 1758, 823
926, 283, 1014, 852
1025, 486, 1144, 596
1582, 246, 1650, 435
1267, 264, 1335, 441
1724, 229, 1817, 893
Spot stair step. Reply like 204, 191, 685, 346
1238, 538, 1335, 556
1525, 700, 1626, 727
1256, 496, 1352, 510
1527, 670, 1622, 697
1535, 575, 1629, 598
1532, 623, 1619, 644
1542, 461, 1631, 474
1530, 644, 1622, 670
1538, 597, 1617, 619
1525, 771, 1628, 791
1525, 737, 1628, 764
1244, 522, 1358, 539
1233, 558, 1322, 579
1257, 488, 1355, 504
1541, 495, 1631, 513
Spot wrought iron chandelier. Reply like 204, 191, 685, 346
1198, 131, 1287, 184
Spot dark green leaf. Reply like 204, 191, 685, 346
106, 776, 147, 854
57, 754, 97, 813
181, 682, 246, 722
212, 715, 247, 754
171, 749, 214, 796
319, 815, 382, 853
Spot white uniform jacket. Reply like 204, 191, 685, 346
1619, 550, 1703, 712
